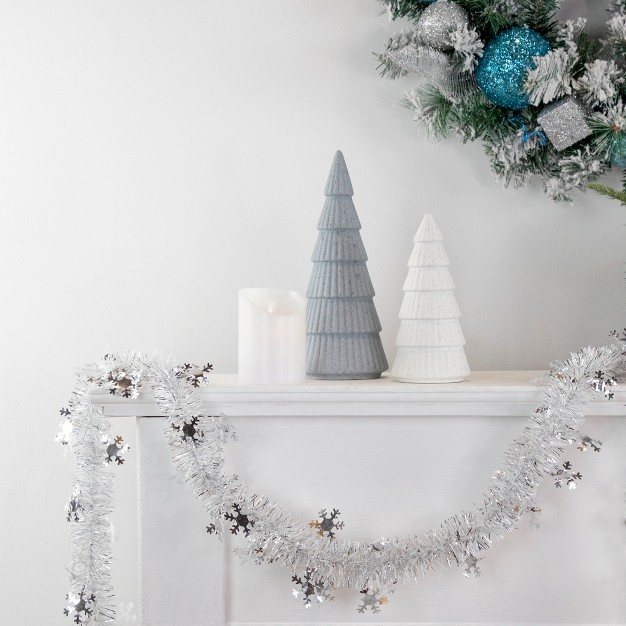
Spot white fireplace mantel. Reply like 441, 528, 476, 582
92, 372, 626, 626
92, 371, 626, 418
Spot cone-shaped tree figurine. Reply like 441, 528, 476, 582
306, 151, 388, 379
391, 213, 470, 383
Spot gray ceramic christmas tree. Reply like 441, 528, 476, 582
306, 150, 388, 379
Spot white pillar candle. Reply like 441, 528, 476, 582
238, 288, 306, 384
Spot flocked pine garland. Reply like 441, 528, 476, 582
57, 345, 622, 622
376, 0, 626, 202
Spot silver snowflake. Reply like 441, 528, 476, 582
463, 554, 481, 577
292, 569, 334, 607
64, 588, 96, 624
309, 508, 345, 540
102, 435, 130, 466
357, 588, 390, 614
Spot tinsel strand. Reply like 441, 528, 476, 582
60, 344, 622, 619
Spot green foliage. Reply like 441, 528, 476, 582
403, 87, 454, 138
572, 30, 600, 71
588, 182, 626, 204
404, 86, 515, 143
380, 0, 424, 21
456, 0, 512, 38
453, 92, 515, 142
516, 0, 559, 38
589, 113, 619, 159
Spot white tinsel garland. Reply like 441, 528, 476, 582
57, 345, 622, 621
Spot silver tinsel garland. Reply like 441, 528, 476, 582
57, 344, 622, 621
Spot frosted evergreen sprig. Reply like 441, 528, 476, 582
449, 24, 484, 73
575, 60, 623, 108
376, 29, 421, 79
589, 100, 626, 159
544, 146, 606, 202
483, 131, 548, 188
524, 49, 577, 105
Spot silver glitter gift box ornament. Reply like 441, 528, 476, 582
305, 151, 388, 379
537, 96, 591, 151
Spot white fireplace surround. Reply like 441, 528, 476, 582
93, 372, 626, 626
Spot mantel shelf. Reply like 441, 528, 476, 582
92, 371, 626, 418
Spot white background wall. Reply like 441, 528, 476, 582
1, 1, 624, 624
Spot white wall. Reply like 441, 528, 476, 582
1, 1, 624, 624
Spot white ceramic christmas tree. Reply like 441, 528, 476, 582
391, 213, 469, 383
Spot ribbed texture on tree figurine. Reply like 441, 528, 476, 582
391, 213, 469, 383
306, 151, 388, 379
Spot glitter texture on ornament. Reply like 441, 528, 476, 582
415, 0, 469, 51
537, 96, 591, 151
610, 132, 626, 167
476, 27, 550, 110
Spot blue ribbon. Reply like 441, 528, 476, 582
510, 116, 547, 146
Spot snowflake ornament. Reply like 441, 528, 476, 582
206, 523, 217, 535
64, 588, 96, 624
175, 363, 213, 387
107, 367, 142, 398
172, 416, 204, 444
578, 434, 602, 452
292, 569, 335, 607
56, 417, 73, 446
357, 588, 390, 614
224, 503, 254, 536
309, 508, 345, 540
103, 435, 130, 466
66, 486, 84, 522
591, 369, 617, 400
551, 460, 582, 489
463, 554, 482, 577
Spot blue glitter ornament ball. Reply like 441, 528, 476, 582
475, 27, 550, 110
610, 133, 626, 167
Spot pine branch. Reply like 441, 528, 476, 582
572, 30, 600, 74
588, 182, 626, 204
515, 0, 559, 38
403, 87, 455, 139
379, 0, 425, 21
456, 0, 512, 38
452, 92, 514, 142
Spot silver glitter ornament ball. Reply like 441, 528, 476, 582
415, 0, 469, 51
